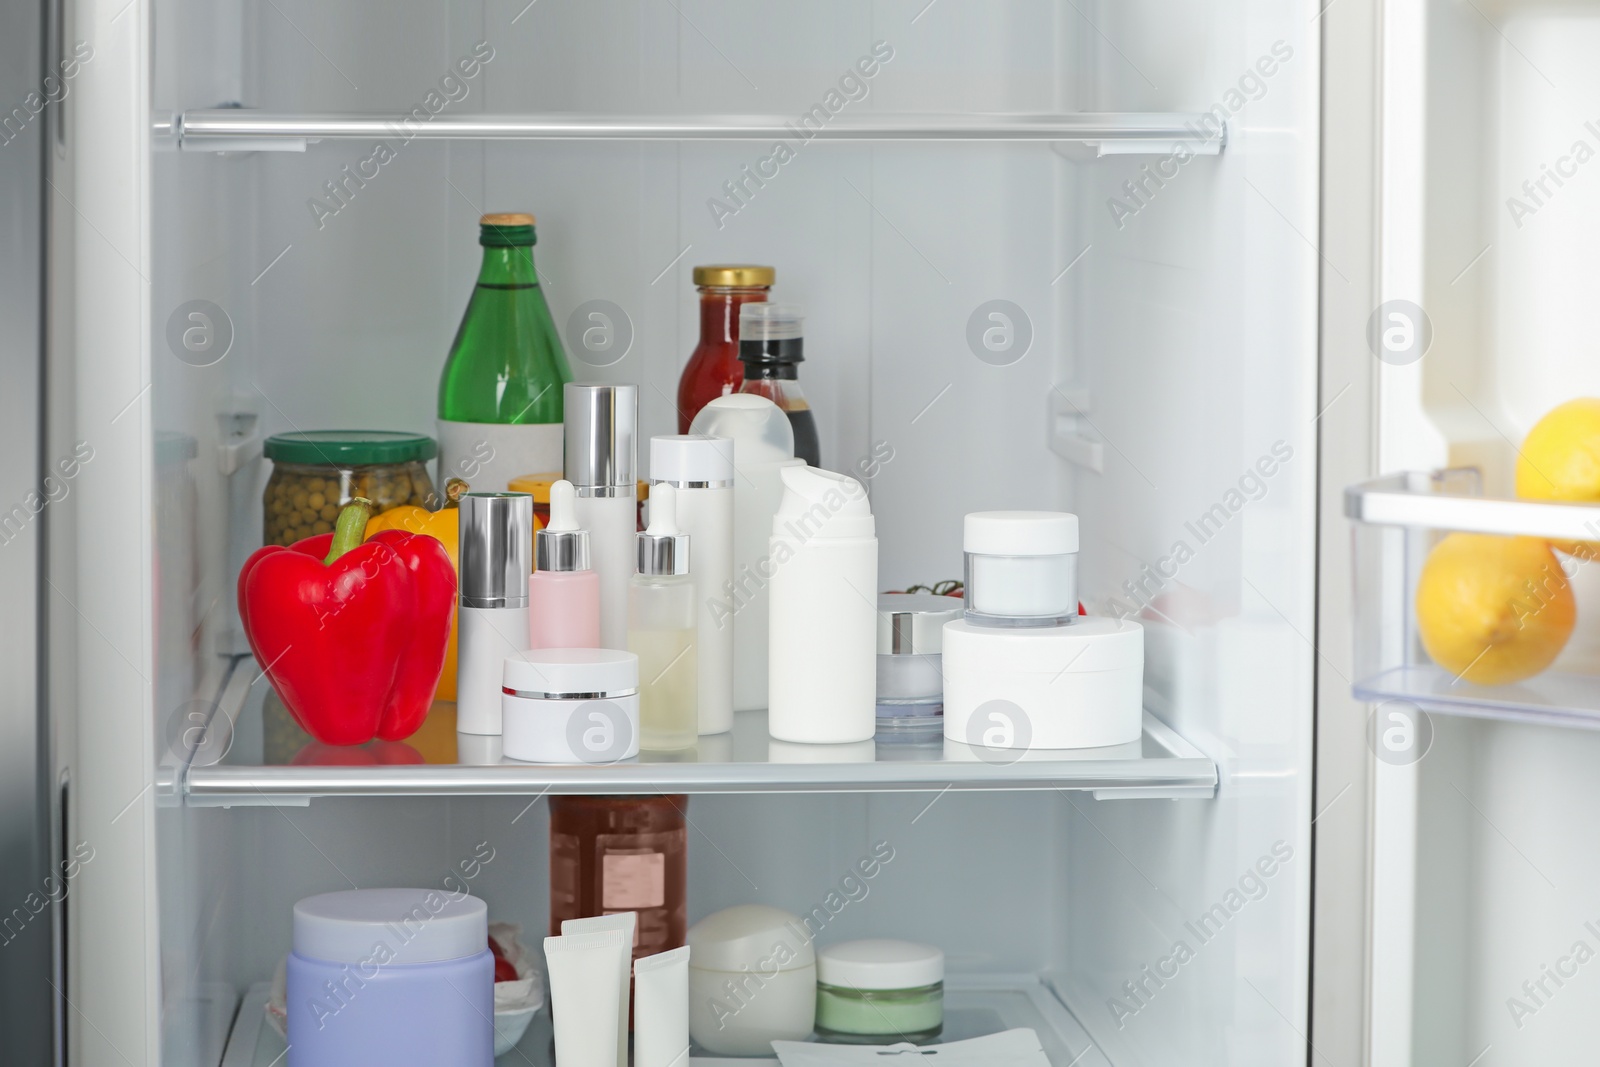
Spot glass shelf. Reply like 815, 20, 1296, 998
1346, 469, 1600, 729
158, 110, 1227, 156
222, 975, 1111, 1067
177, 657, 1217, 804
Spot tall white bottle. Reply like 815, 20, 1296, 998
457, 492, 533, 734
689, 395, 804, 712
767, 466, 878, 743
650, 434, 735, 734
564, 382, 637, 650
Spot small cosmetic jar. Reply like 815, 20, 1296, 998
686, 905, 816, 1055
962, 511, 1079, 626
876, 593, 962, 737
815, 939, 944, 1043
501, 648, 640, 764
286, 888, 494, 1067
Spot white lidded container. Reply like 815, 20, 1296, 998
686, 904, 816, 1055
767, 465, 878, 744
501, 648, 640, 764
962, 511, 1079, 626
650, 434, 735, 735
814, 939, 945, 1042
689, 395, 804, 712
942, 615, 1144, 749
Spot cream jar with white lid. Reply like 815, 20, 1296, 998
501, 648, 640, 764
962, 511, 1078, 626
815, 939, 944, 1042
686, 904, 816, 1055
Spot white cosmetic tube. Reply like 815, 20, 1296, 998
560, 912, 637, 1067
544, 929, 627, 1067
634, 946, 691, 1067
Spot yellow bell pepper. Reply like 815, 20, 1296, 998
366, 504, 460, 701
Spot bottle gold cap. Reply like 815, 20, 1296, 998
693, 264, 775, 287
480, 212, 535, 227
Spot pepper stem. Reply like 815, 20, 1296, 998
323, 497, 375, 565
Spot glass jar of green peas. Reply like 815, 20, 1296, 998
261, 431, 437, 547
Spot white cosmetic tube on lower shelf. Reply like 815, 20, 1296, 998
560, 911, 637, 1067
634, 945, 691, 1067
544, 929, 628, 1067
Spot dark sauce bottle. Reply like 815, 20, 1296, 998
737, 303, 821, 468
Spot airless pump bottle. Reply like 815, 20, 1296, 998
564, 382, 637, 650
457, 492, 532, 734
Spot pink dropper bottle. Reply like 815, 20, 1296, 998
529, 479, 602, 650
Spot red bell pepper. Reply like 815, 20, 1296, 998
237, 498, 457, 746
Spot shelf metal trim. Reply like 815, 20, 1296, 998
161, 110, 1227, 154
182, 720, 1217, 803
1346, 471, 1600, 540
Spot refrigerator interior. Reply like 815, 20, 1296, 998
129, 1, 1320, 1064
1375, 0, 1600, 1062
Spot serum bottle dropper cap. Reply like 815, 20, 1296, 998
538, 480, 591, 573
638, 483, 690, 577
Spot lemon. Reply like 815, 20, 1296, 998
1516, 398, 1600, 553
1415, 533, 1575, 686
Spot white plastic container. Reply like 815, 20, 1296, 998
689, 395, 804, 712
686, 905, 816, 1056
767, 466, 878, 744
457, 492, 533, 735
876, 593, 962, 738
501, 648, 640, 763
633, 946, 691, 1067
962, 511, 1079, 626
651, 433, 735, 734
942, 615, 1144, 749
565, 382, 637, 650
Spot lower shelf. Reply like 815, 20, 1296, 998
221, 975, 1108, 1066
1355, 665, 1600, 731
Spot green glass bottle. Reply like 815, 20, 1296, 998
437, 212, 573, 492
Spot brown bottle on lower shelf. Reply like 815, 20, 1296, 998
549, 794, 689, 1023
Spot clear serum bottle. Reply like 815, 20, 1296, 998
628, 483, 699, 751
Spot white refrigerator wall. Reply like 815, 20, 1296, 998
110, 0, 1319, 1064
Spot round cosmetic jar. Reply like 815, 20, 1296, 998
815, 939, 944, 1043
686, 904, 816, 1055
286, 888, 494, 1067
942, 615, 1144, 749
962, 511, 1079, 626
876, 593, 962, 738
501, 648, 640, 764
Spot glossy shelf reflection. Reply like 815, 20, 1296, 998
179, 658, 1217, 803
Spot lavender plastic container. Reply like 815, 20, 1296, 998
286, 888, 494, 1067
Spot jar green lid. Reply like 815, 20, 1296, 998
263, 431, 437, 467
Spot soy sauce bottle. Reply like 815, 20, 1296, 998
737, 304, 820, 468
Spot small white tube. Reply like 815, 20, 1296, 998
544, 929, 627, 1067
634, 946, 691, 1067
560, 912, 637, 1067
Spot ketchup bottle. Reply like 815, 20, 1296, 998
675, 265, 774, 433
